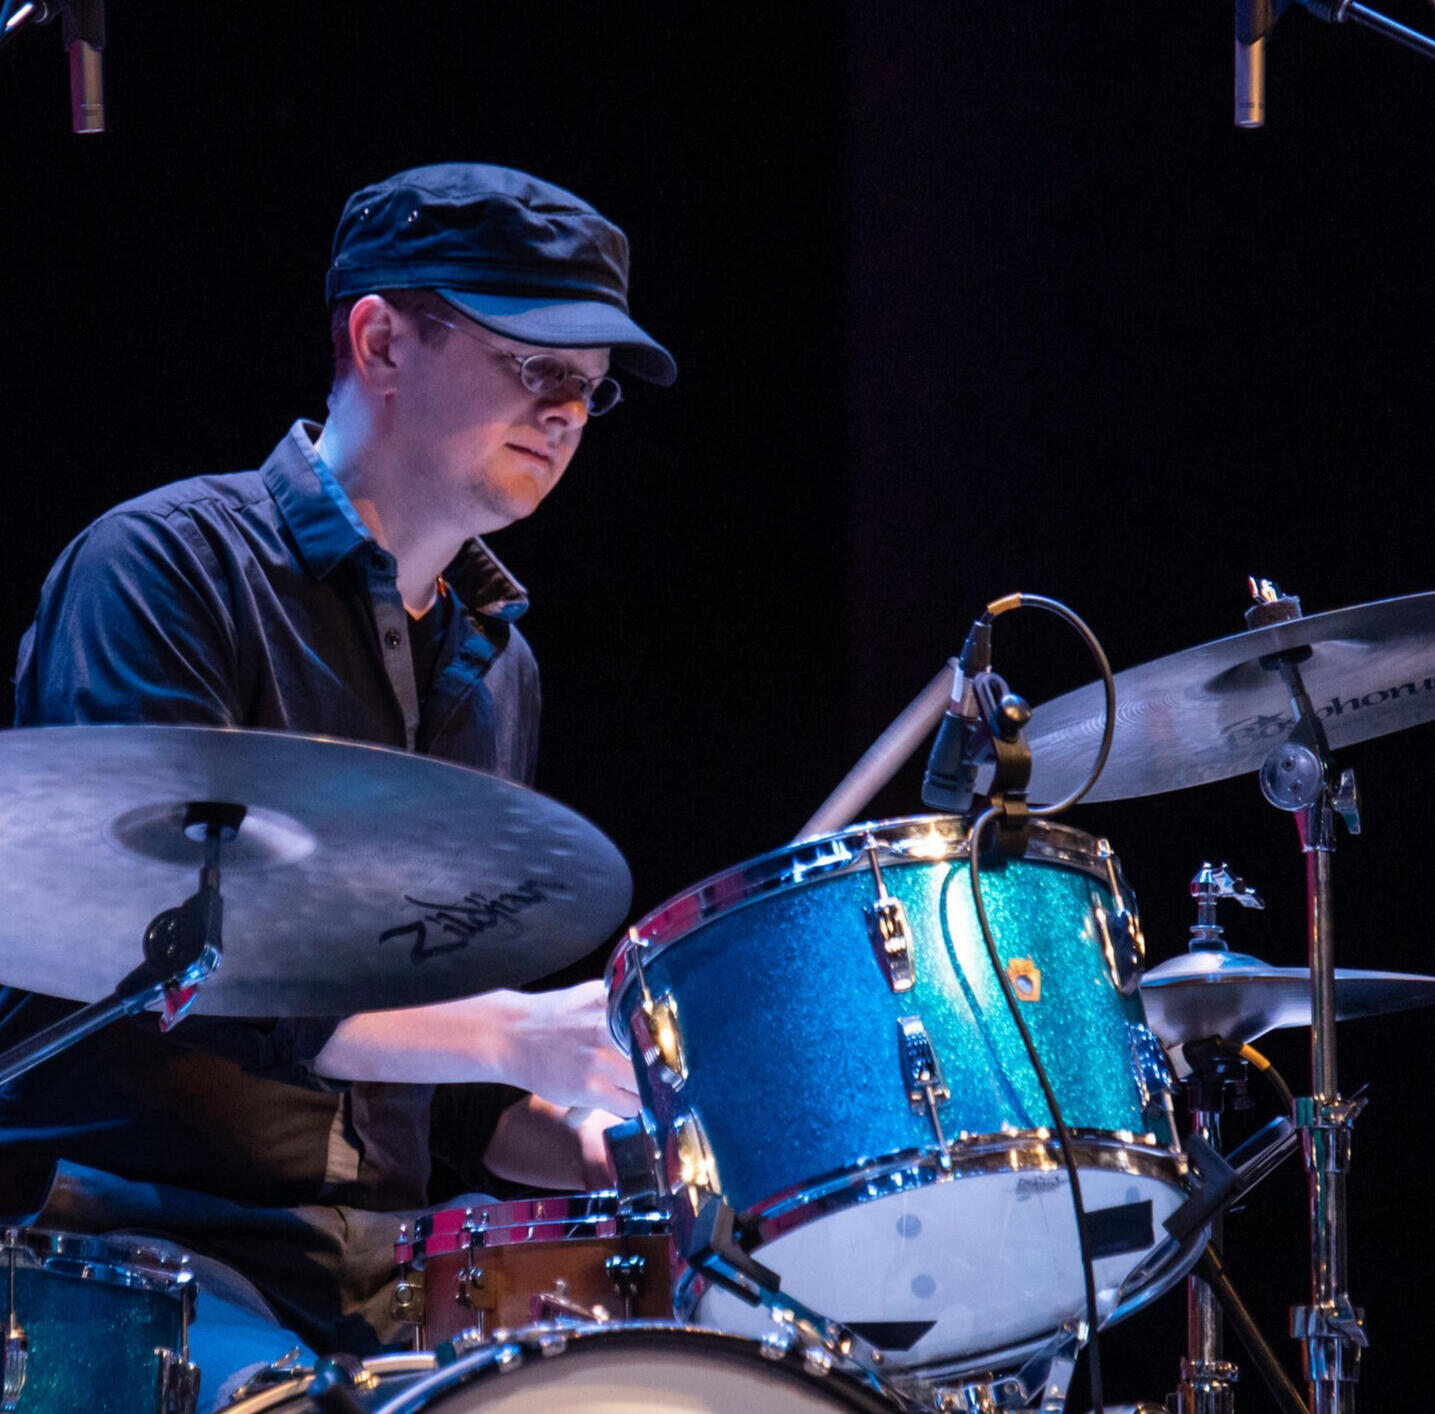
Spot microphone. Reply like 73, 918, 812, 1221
61, 0, 104, 134
1235, 0, 1271, 127
921, 616, 992, 814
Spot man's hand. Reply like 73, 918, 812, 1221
488, 980, 639, 1113
483, 1098, 622, 1190
314, 979, 639, 1115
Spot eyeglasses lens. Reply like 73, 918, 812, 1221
518, 355, 622, 417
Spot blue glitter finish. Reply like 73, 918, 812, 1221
9, 1264, 185, 1412
618, 825, 1173, 1219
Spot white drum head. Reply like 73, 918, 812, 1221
691, 1165, 1188, 1371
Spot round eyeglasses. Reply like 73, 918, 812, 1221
420, 312, 623, 416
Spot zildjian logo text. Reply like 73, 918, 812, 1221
379, 881, 551, 963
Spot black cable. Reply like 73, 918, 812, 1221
969, 809, 1106, 1414
986, 593, 1116, 818
962, 591, 1120, 1414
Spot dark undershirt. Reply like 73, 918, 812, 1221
410, 585, 454, 706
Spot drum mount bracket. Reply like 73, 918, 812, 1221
0, 802, 242, 1088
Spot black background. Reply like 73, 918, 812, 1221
3, 3, 1434, 1408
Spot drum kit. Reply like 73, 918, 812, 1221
1, 582, 1433, 1413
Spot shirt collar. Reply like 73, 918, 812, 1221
264, 420, 530, 624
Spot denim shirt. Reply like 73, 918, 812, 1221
0, 423, 540, 1350
14, 419, 540, 775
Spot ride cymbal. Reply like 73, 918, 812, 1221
0, 725, 632, 1015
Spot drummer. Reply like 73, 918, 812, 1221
0, 163, 675, 1407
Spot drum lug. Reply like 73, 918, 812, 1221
863, 837, 915, 992
866, 897, 915, 991
669, 1108, 721, 1211
456, 1265, 497, 1317
897, 1015, 952, 1158
2, 1321, 26, 1413
604, 1251, 649, 1313
1128, 1021, 1178, 1125
1096, 841, 1146, 995
390, 1222, 427, 1334
453, 1207, 498, 1336
2, 1234, 27, 1413
628, 944, 688, 1089
897, 1016, 950, 1109
635, 991, 688, 1089
392, 1273, 427, 1329
155, 1348, 201, 1414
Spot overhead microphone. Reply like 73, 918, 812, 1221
1234, 0, 1273, 127
61, 0, 104, 134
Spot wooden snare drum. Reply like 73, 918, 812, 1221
394, 1193, 671, 1346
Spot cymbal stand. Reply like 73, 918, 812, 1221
1247, 581, 1367, 1414
0, 802, 241, 1087
1177, 865, 1266, 1414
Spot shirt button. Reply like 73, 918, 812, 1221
384, 629, 402, 649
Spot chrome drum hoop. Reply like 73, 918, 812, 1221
402, 1192, 668, 1267
606, 814, 1136, 1031
734, 1130, 1187, 1246
371, 1322, 908, 1414
2, 1227, 195, 1296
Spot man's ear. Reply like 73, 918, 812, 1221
348, 294, 403, 391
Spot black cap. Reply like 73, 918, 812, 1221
326, 163, 675, 385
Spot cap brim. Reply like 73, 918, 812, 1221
437, 289, 676, 386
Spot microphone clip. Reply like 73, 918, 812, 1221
966, 670, 1033, 860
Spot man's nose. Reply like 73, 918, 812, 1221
539, 390, 590, 430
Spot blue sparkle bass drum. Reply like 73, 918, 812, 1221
606, 816, 1197, 1377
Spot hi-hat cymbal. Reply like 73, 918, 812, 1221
1024, 592, 1435, 803
0, 725, 632, 1016
1140, 948, 1435, 1048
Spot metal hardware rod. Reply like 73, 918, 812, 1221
0, 814, 229, 1086
1290, 758, 1364, 1414
1181, 1109, 1239, 1414
1340, 3, 1435, 58
0, 950, 217, 1087
1307, 836, 1338, 1105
